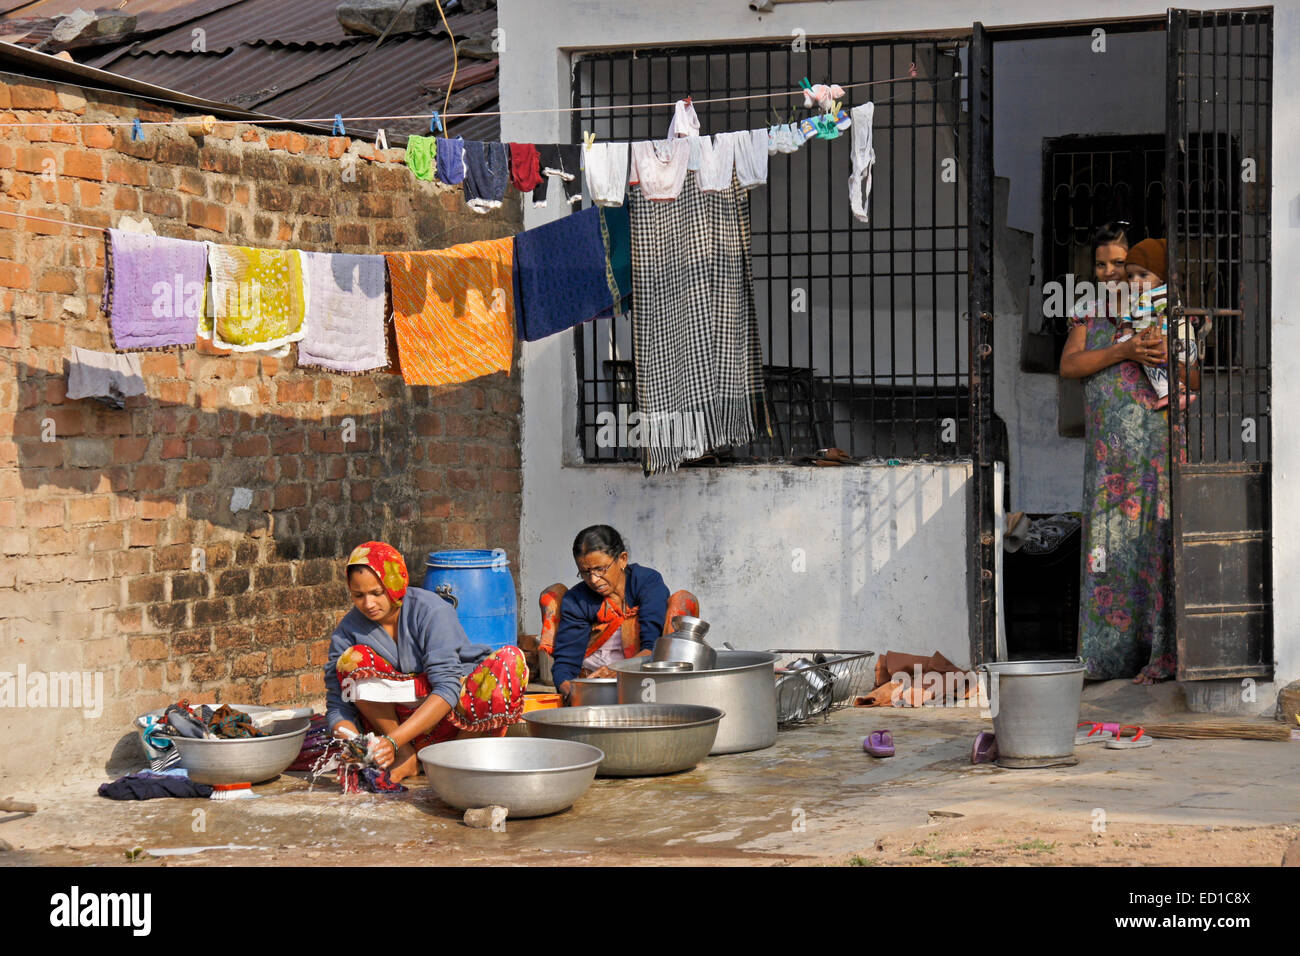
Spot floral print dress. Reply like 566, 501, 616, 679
1071, 308, 1177, 680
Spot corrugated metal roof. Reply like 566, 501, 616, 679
0, 0, 245, 34
131, 0, 353, 54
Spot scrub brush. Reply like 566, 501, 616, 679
209, 782, 258, 800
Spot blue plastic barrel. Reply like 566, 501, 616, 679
422, 549, 518, 652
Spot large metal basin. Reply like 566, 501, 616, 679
139, 704, 309, 785
524, 704, 723, 776
980, 659, 1085, 768
417, 738, 603, 818
612, 651, 777, 754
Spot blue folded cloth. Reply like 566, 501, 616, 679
98, 770, 213, 800
513, 206, 616, 342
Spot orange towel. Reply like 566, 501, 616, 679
386, 238, 515, 386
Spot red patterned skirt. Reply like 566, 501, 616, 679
336, 644, 529, 750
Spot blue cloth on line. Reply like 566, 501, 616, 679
463, 141, 510, 212
436, 136, 466, 185
512, 206, 617, 342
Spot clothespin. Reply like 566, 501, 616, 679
374, 127, 388, 151
582, 129, 596, 150
683, 95, 692, 109
830, 100, 843, 116
332, 113, 346, 136
130, 118, 144, 141
799, 77, 813, 92
429, 110, 443, 133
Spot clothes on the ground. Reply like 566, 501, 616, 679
405, 134, 438, 181
628, 175, 767, 474
513, 206, 615, 342
534, 144, 582, 207
206, 245, 309, 351
66, 346, 146, 409
848, 102, 877, 224
324, 586, 492, 731
463, 140, 510, 213
336, 641, 528, 753
385, 238, 516, 386
583, 141, 630, 207
629, 138, 691, 200
694, 135, 737, 193
1070, 303, 1176, 681
436, 136, 467, 185
730, 129, 769, 189
297, 252, 388, 373
858, 650, 974, 707
99, 770, 213, 800
549, 563, 670, 688
508, 142, 544, 193
104, 229, 205, 350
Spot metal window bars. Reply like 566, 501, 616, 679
571, 37, 972, 463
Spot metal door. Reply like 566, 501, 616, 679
968, 22, 996, 663
1166, 8, 1273, 680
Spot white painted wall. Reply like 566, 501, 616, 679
500, 0, 1297, 687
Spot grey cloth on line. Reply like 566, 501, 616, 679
66, 346, 146, 409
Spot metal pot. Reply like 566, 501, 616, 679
612, 651, 777, 754
652, 634, 716, 670
979, 659, 1085, 768
568, 677, 619, 707
670, 615, 710, 640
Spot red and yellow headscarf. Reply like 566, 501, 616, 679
346, 541, 409, 606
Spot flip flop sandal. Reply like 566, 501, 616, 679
1075, 721, 1118, 744
863, 730, 895, 758
971, 730, 998, 764
1104, 725, 1152, 750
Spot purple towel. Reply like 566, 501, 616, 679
105, 230, 206, 350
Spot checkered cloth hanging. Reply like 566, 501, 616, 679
629, 174, 767, 475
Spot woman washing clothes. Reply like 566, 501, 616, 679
1059, 225, 1198, 684
323, 541, 528, 787
539, 525, 699, 702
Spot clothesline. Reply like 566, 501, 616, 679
0, 66, 950, 129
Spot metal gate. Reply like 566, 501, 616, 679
1166, 8, 1273, 680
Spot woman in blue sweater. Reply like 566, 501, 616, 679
324, 541, 529, 787
542, 525, 699, 701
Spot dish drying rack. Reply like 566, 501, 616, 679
767, 648, 876, 726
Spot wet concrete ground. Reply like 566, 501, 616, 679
3, 683, 1298, 866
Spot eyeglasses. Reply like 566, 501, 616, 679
577, 559, 618, 581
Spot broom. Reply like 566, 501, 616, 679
1142, 719, 1292, 741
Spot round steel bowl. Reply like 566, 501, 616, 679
417, 738, 603, 818
524, 704, 724, 777
613, 651, 778, 754
568, 677, 619, 707
643, 659, 693, 673
139, 704, 309, 785
775, 672, 811, 723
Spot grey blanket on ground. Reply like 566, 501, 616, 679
66, 346, 146, 409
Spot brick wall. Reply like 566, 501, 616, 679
0, 75, 524, 788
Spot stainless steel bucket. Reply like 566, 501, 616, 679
613, 651, 777, 754
979, 659, 1085, 768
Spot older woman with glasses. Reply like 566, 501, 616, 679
539, 525, 699, 702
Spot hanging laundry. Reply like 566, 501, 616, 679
103, 229, 205, 350
729, 129, 769, 189
207, 245, 309, 351
628, 175, 766, 475
298, 252, 389, 373
405, 134, 438, 181
508, 142, 544, 193
464, 141, 511, 213
583, 141, 630, 207
513, 206, 616, 342
66, 346, 146, 409
667, 98, 701, 139
599, 203, 632, 316
767, 122, 802, 155
694, 134, 737, 193
386, 238, 515, 386
849, 102, 877, 224
436, 135, 467, 185
629, 138, 691, 201
534, 144, 582, 207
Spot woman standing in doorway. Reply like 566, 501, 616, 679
1059, 223, 1177, 683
